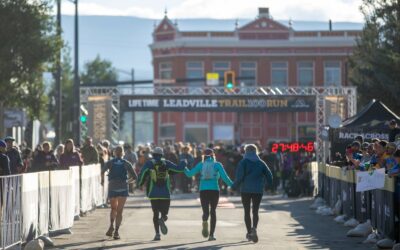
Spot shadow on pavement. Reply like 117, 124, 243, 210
129, 240, 251, 250
258, 197, 369, 250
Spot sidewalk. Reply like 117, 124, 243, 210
48, 193, 377, 249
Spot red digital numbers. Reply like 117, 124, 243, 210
270, 142, 314, 153
271, 143, 279, 153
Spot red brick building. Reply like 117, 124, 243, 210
150, 8, 361, 146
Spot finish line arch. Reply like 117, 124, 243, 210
79, 85, 357, 163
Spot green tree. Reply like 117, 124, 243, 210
350, 0, 400, 114
80, 55, 118, 84
0, 0, 61, 137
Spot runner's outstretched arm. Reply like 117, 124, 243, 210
125, 161, 138, 181
216, 163, 233, 187
166, 159, 185, 173
184, 162, 202, 177
231, 161, 245, 190
138, 161, 151, 187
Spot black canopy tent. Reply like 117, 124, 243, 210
330, 99, 400, 157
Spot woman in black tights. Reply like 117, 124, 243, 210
232, 144, 273, 243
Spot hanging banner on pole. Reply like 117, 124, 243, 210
356, 168, 386, 192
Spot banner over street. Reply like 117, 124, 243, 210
120, 95, 315, 112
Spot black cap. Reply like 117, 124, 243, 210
351, 141, 361, 147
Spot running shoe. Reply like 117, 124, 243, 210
153, 233, 161, 241
246, 233, 251, 241
158, 218, 168, 235
105, 226, 114, 237
113, 230, 120, 240
250, 228, 258, 243
202, 221, 209, 238
208, 235, 216, 241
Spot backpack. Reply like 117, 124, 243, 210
150, 159, 169, 186
201, 160, 217, 180
107, 158, 128, 181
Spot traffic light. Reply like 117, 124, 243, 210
224, 71, 235, 90
80, 115, 87, 124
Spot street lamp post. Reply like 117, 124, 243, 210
55, 0, 62, 145
71, 0, 80, 145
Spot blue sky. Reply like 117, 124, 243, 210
61, 0, 364, 22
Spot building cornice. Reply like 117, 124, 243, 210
150, 38, 357, 50
152, 52, 353, 59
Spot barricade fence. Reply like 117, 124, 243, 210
0, 164, 107, 249
309, 162, 398, 241
0, 175, 22, 249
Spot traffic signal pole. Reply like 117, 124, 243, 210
55, 0, 62, 144
72, 0, 80, 145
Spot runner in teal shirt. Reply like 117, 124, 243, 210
184, 148, 233, 241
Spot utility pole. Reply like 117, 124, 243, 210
72, 0, 80, 145
131, 68, 135, 147
55, 0, 62, 145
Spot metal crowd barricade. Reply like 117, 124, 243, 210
370, 176, 396, 240
0, 175, 22, 249
80, 165, 96, 213
312, 162, 399, 241
21, 173, 39, 242
70, 166, 80, 219
308, 162, 319, 196
37, 171, 49, 238
326, 166, 342, 209
340, 168, 356, 218
49, 170, 74, 232
0, 164, 107, 248
80, 164, 104, 213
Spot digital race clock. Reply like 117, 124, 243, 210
271, 142, 314, 153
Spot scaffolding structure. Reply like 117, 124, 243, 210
80, 85, 357, 163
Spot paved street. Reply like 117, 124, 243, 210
49, 193, 373, 250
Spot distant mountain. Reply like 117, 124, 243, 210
61, 15, 363, 80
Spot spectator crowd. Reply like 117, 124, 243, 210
0, 135, 314, 197
335, 119, 400, 178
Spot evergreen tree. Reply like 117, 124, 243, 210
350, 0, 400, 113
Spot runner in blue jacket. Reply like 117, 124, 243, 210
232, 144, 273, 243
184, 148, 233, 241
138, 147, 186, 241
